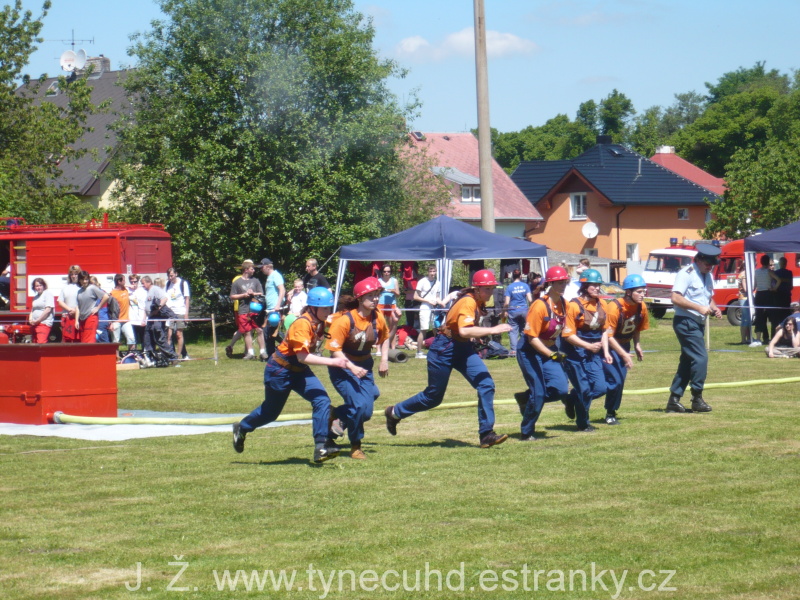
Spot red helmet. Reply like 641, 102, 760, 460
354, 276, 382, 298
545, 266, 570, 282
472, 269, 499, 287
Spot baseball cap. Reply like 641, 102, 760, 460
259, 258, 273, 267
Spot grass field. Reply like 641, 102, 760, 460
1, 317, 798, 599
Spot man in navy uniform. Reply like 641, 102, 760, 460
666, 242, 723, 413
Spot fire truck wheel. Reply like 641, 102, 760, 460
727, 300, 742, 327
650, 306, 667, 319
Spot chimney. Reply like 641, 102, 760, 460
596, 135, 613, 145
79, 55, 111, 77
655, 145, 675, 154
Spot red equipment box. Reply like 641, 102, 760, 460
0, 343, 118, 424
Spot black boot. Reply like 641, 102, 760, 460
665, 393, 687, 413
691, 393, 712, 413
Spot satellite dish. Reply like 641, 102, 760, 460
581, 222, 599, 239
74, 49, 87, 70
59, 50, 77, 72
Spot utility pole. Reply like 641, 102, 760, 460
474, 0, 495, 232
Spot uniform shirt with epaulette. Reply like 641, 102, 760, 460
672, 263, 712, 322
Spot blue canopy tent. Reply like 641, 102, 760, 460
334, 215, 548, 306
741, 220, 800, 322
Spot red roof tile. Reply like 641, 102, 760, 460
649, 150, 726, 196
409, 132, 542, 221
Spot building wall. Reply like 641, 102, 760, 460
528, 189, 708, 268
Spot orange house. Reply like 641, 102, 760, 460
511, 137, 721, 266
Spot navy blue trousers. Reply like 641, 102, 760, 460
564, 338, 607, 429
670, 316, 707, 397
516, 344, 569, 436
240, 360, 331, 443
602, 345, 628, 414
329, 357, 379, 443
394, 334, 497, 436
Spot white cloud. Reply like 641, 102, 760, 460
395, 27, 538, 63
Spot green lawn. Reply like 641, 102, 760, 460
1, 317, 798, 599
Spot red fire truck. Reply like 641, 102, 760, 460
641, 238, 800, 323
0, 215, 173, 341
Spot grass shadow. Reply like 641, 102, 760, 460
383, 438, 475, 449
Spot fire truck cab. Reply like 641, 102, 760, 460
641, 242, 698, 318
0, 215, 173, 341
641, 238, 800, 322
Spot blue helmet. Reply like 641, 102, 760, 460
267, 312, 281, 326
307, 286, 334, 308
249, 300, 264, 313
622, 274, 646, 290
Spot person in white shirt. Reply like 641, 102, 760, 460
165, 267, 191, 358
414, 265, 445, 359
127, 274, 148, 350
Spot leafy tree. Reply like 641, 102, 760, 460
576, 99, 599, 134
110, 0, 447, 310
705, 61, 789, 104
0, 0, 96, 223
629, 106, 665, 156
673, 85, 782, 176
704, 136, 800, 238
599, 89, 635, 140
488, 116, 594, 172
660, 91, 705, 137
704, 87, 800, 238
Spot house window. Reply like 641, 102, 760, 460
570, 193, 587, 220
705, 208, 712, 223
583, 248, 598, 257
461, 186, 481, 203
677, 208, 689, 220
626, 243, 639, 261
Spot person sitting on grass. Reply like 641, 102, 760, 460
766, 316, 800, 358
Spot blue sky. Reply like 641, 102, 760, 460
19, 0, 800, 133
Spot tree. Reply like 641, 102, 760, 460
673, 85, 782, 176
660, 91, 705, 137
705, 61, 789, 104
704, 87, 800, 238
598, 89, 635, 140
0, 0, 96, 223
576, 99, 599, 135
110, 0, 447, 310
487, 116, 594, 173
704, 137, 800, 239
629, 106, 665, 157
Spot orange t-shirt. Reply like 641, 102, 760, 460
277, 316, 321, 358
326, 309, 389, 355
446, 294, 481, 342
562, 297, 608, 337
110, 288, 130, 321
605, 298, 650, 340
524, 295, 567, 340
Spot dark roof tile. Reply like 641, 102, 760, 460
511, 143, 721, 207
